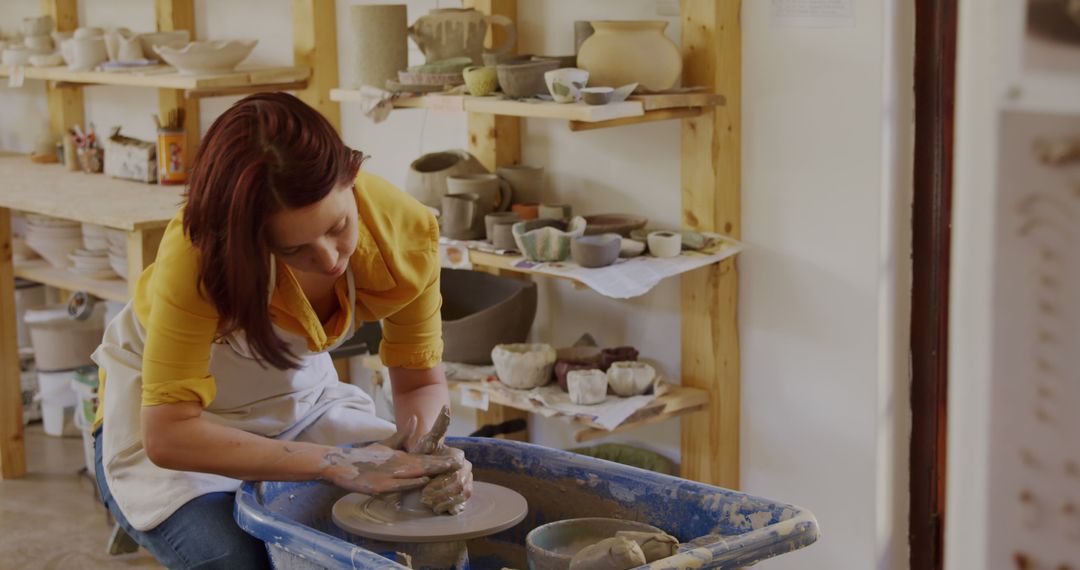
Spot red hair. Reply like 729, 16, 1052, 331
183, 92, 365, 369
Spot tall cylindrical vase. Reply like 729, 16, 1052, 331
348, 4, 408, 90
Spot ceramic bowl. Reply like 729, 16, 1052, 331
648, 230, 682, 258
629, 228, 706, 250
441, 269, 537, 365
512, 216, 587, 262
581, 86, 615, 105
137, 30, 190, 60
74, 27, 104, 40
25, 236, 82, 268
29, 52, 64, 67
463, 65, 499, 96
491, 343, 556, 390
544, 67, 589, 103
583, 214, 648, 237
620, 238, 646, 258
567, 369, 608, 405
526, 518, 664, 570
571, 233, 621, 268
606, 361, 656, 397
22, 15, 54, 38
154, 39, 258, 75
497, 57, 560, 98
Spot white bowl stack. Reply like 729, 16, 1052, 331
24, 215, 82, 268
63, 224, 118, 280
105, 228, 128, 280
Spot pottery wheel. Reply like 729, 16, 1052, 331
332, 482, 528, 543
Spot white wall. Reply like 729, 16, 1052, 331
0, 1, 914, 568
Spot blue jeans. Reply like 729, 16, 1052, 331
93, 429, 270, 569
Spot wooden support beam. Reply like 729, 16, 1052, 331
43, 0, 83, 141
464, 0, 521, 171
292, 0, 341, 130
157, 0, 200, 168
0, 208, 26, 478
125, 228, 164, 296
679, 0, 742, 489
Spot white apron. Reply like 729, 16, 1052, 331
92, 265, 396, 531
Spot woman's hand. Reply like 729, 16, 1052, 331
320, 418, 462, 495
406, 407, 475, 515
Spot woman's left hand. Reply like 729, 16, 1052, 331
396, 406, 475, 515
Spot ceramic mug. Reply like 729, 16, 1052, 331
485, 212, 520, 242
463, 65, 498, 96
512, 203, 540, 220
447, 173, 513, 212
539, 203, 572, 221
496, 164, 544, 205
491, 220, 519, 251
647, 231, 682, 258
441, 193, 487, 240
70, 36, 108, 71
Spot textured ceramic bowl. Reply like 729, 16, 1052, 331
583, 214, 648, 237
138, 30, 190, 60
607, 361, 656, 396
571, 233, 621, 268
512, 216, 587, 262
497, 58, 560, 98
441, 269, 537, 365
526, 518, 664, 570
567, 369, 608, 405
154, 39, 258, 75
463, 65, 499, 96
491, 343, 556, 389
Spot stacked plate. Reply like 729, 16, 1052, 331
105, 228, 128, 280
81, 223, 108, 251
68, 248, 118, 280
24, 215, 82, 268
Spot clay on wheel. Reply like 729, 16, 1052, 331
614, 530, 679, 562
568, 536, 646, 570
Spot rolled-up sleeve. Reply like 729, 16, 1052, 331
378, 252, 443, 369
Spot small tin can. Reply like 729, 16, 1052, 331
157, 128, 187, 185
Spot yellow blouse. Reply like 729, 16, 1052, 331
96, 170, 443, 424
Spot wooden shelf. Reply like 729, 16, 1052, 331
14, 260, 128, 302
330, 89, 724, 128
0, 155, 182, 231
358, 355, 709, 443
0, 65, 310, 94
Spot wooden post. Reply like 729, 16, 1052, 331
156, 0, 200, 167
0, 208, 25, 478
292, 0, 341, 130
125, 228, 165, 295
463, 0, 521, 171
679, 0, 741, 489
44, 0, 83, 141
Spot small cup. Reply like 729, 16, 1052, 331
512, 203, 540, 220
544, 67, 590, 103
491, 221, 519, 251
539, 203, 572, 221
567, 369, 608, 405
485, 212, 520, 242
581, 87, 614, 106
647, 231, 682, 258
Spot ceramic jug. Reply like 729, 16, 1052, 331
408, 8, 516, 66
405, 149, 488, 210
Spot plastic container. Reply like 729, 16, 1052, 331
37, 370, 77, 437
24, 303, 104, 372
14, 279, 46, 348
72, 366, 99, 478
236, 438, 819, 570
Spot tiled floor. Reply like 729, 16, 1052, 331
0, 424, 162, 569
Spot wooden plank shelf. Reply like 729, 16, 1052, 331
0, 65, 310, 93
0, 155, 182, 231
14, 260, 128, 302
359, 355, 709, 443
329, 89, 724, 128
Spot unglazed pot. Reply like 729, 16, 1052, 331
348, 4, 407, 89
576, 20, 681, 91
405, 149, 487, 210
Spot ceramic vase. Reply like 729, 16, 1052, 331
577, 20, 682, 91
348, 4, 407, 89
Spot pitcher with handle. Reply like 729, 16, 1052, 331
408, 8, 516, 66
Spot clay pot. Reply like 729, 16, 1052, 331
441, 269, 537, 365
577, 20, 682, 91
447, 173, 513, 212
492, 343, 556, 389
581, 86, 614, 105
526, 518, 664, 570
647, 231, 682, 258
512, 203, 540, 220
571, 234, 621, 268
485, 212, 520, 242
567, 369, 608, 405
513, 217, 587, 263
406, 149, 488, 211
497, 58, 560, 98
491, 221, 519, 251
606, 361, 656, 397
600, 346, 638, 371
347, 4, 407, 89
408, 8, 516, 65
463, 65, 498, 96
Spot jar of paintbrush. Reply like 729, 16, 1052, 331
156, 110, 187, 185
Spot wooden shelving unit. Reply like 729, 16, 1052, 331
336, 0, 742, 488
0, 0, 343, 480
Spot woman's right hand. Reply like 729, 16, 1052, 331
319, 442, 462, 495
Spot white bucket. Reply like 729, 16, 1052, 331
14, 280, 46, 349
25, 303, 104, 372
37, 370, 77, 437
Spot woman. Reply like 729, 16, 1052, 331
91, 92, 471, 569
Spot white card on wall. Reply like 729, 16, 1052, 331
771, 0, 856, 28
987, 110, 1080, 568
